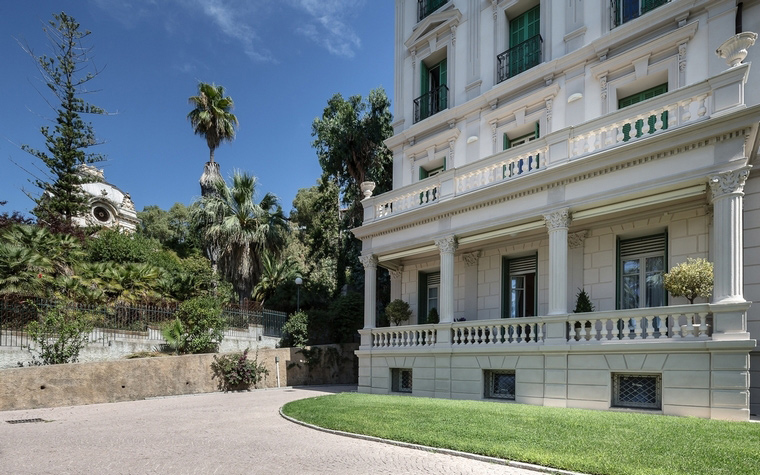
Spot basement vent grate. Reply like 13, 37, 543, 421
6, 418, 46, 424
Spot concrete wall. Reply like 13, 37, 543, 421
0, 344, 358, 411
745, 172, 760, 417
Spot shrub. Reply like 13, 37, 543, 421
281, 311, 309, 348
211, 349, 268, 391
173, 296, 226, 353
385, 299, 411, 326
161, 317, 186, 354
25, 304, 93, 365
427, 307, 439, 324
664, 257, 714, 304
573, 289, 594, 313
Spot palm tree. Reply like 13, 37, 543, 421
0, 243, 52, 296
187, 82, 239, 165
193, 171, 289, 304
252, 251, 297, 304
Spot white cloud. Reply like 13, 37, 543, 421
289, 0, 363, 58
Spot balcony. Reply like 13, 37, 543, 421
497, 35, 543, 84
413, 84, 449, 123
417, 0, 447, 22
611, 0, 669, 28
360, 302, 751, 351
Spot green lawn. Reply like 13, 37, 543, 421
282, 393, 760, 475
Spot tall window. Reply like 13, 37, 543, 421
415, 58, 448, 122
498, 6, 542, 82
618, 234, 666, 309
502, 255, 537, 318
418, 272, 440, 324
612, 0, 669, 28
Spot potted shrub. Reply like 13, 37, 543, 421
573, 289, 594, 338
427, 307, 439, 324
385, 299, 412, 326
663, 258, 713, 304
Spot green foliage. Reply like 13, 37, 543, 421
161, 318, 186, 355
211, 349, 268, 391
325, 292, 363, 343
173, 296, 226, 353
427, 307, 439, 324
664, 258, 714, 304
25, 303, 93, 365
283, 393, 760, 475
252, 251, 297, 303
137, 203, 200, 258
187, 82, 238, 164
385, 299, 412, 326
573, 288, 595, 313
280, 311, 309, 348
85, 229, 158, 263
20, 12, 108, 226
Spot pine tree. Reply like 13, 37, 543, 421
21, 12, 107, 228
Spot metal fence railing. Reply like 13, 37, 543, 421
0, 297, 288, 348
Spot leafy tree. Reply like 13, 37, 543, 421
0, 201, 34, 230
187, 82, 238, 165
280, 311, 309, 348
193, 172, 289, 304
173, 296, 226, 353
20, 12, 108, 227
664, 258, 714, 304
385, 299, 412, 326
137, 203, 200, 258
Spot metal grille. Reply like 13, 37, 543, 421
391, 368, 413, 393
613, 374, 661, 409
6, 418, 45, 424
485, 371, 516, 400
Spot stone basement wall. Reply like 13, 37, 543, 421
0, 344, 358, 411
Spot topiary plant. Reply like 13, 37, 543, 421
574, 288, 595, 313
427, 307, 439, 324
385, 299, 412, 326
664, 257, 713, 304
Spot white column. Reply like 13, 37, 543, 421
709, 168, 750, 303
359, 255, 378, 328
435, 235, 458, 323
389, 266, 403, 302
544, 209, 571, 315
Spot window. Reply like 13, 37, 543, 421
618, 83, 668, 108
612, 0, 669, 28
497, 6, 542, 83
617, 234, 666, 309
391, 368, 413, 393
502, 255, 537, 318
504, 123, 540, 150
418, 272, 440, 324
485, 371, 516, 400
419, 158, 446, 180
415, 58, 448, 123
612, 373, 662, 409
417, 0, 447, 22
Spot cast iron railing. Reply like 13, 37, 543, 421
417, 0, 447, 22
496, 34, 543, 83
413, 84, 449, 123
610, 0, 669, 28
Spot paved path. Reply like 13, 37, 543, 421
0, 386, 558, 475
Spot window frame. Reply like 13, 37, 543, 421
391, 368, 413, 393
612, 373, 662, 410
484, 370, 516, 400
418, 272, 440, 324
502, 255, 537, 318
616, 233, 667, 310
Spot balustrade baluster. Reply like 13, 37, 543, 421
681, 99, 692, 122
698, 312, 708, 337
593, 130, 602, 151
633, 317, 644, 339
697, 94, 707, 117
599, 318, 609, 340
654, 110, 663, 131
536, 323, 544, 342
584, 320, 592, 341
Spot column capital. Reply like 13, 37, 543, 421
568, 230, 588, 249
359, 254, 378, 269
709, 168, 751, 199
544, 208, 571, 231
435, 235, 458, 254
389, 266, 404, 280
463, 251, 480, 267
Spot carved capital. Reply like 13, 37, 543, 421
678, 42, 687, 72
490, 120, 498, 143
544, 209, 571, 231
492, 0, 498, 21
450, 25, 457, 46
435, 235, 458, 254
568, 230, 588, 249
359, 254, 378, 270
462, 251, 480, 267
600, 75, 608, 100
709, 168, 751, 199
389, 266, 404, 281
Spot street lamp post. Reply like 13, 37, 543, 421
295, 276, 303, 311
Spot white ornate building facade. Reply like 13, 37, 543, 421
353, 0, 760, 420
73, 165, 139, 233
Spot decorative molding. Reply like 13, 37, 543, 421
568, 230, 588, 249
709, 168, 751, 198
448, 138, 456, 163
359, 254, 378, 269
544, 209, 571, 230
435, 235, 458, 253
600, 75, 607, 100
545, 97, 553, 125
450, 25, 457, 46
490, 121, 498, 144
389, 267, 404, 280
462, 251, 480, 267
492, 0, 498, 21
678, 42, 687, 72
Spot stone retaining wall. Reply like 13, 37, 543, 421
0, 344, 358, 411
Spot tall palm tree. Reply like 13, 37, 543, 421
193, 171, 289, 304
187, 82, 239, 165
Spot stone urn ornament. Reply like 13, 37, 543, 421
716, 32, 757, 67
360, 181, 376, 200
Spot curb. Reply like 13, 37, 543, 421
279, 407, 586, 475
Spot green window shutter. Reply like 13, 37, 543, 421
503, 133, 511, 150
510, 5, 540, 46
420, 61, 429, 96
418, 272, 428, 324
535, 121, 540, 139
618, 83, 668, 109
439, 59, 447, 88
442, 156, 447, 171
419, 167, 428, 180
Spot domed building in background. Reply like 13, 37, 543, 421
73, 165, 139, 233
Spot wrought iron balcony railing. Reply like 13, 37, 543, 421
610, 0, 669, 28
496, 35, 543, 84
413, 84, 449, 123
417, 0, 447, 22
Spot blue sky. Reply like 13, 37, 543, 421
0, 0, 394, 216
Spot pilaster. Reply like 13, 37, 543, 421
545, 209, 571, 315
435, 235, 458, 324
359, 254, 379, 331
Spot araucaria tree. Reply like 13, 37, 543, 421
187, 82, 238, 166
21, 12, 108, 228
193, 172, 288, 304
